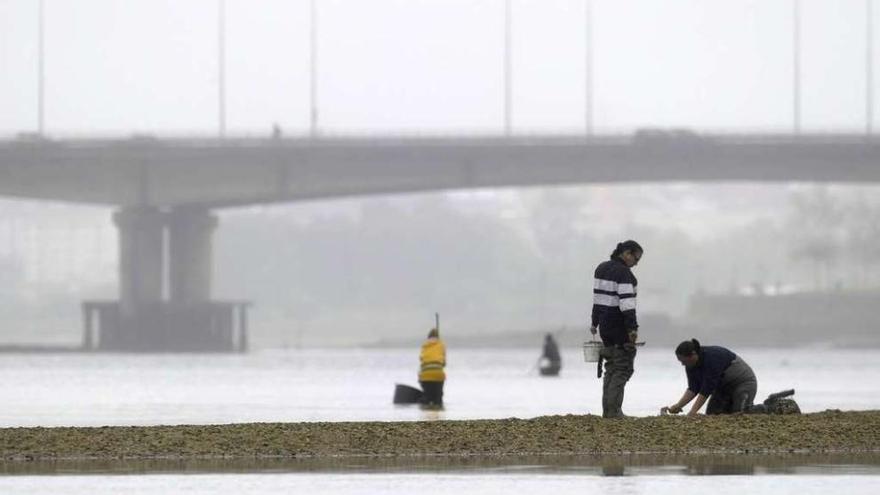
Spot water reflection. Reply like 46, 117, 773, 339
2, 453, 879, 477
684, 461, 756, 476
420, 408, 445, 421
601, 463, 626, 476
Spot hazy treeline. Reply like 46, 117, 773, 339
1, 184, 879, 347
213, 185, 880, 347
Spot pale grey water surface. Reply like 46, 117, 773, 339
1, 471, 879, 494
1, 347, 878, 493
0, 347, 876, 426
1, 453, 880, 492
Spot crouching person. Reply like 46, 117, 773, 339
663, 339, 757, 416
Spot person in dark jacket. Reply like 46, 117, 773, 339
539, 333, 562, 376
662, 339, 758, 416
590, 240, 643, 418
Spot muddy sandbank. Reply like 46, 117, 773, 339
1, 410, 878, 462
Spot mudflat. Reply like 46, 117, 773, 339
1, 410, 878, 462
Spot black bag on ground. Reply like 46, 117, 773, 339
393, 383, 423, 404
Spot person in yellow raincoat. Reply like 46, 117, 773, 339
419, 328, 446, 407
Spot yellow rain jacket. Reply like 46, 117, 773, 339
418, 337, 446, 382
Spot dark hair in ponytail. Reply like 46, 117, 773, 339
675, 339, 701, 356
610, 240, 643, 260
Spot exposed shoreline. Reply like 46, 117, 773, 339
2, 411, 879, 463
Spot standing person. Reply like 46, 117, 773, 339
539, 333, 562, 376
419, 327, 446, 408
590, 240, 643, 418
662, 339, 758, 416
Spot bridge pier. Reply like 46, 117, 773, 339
114, 206, 165, 315
83, 206, 248, 352
168, 206, 217, 305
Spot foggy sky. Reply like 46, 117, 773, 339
0, 0, 876, 135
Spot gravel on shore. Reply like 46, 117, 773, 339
2, 410, 878, 462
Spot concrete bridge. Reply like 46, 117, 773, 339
2, 132, 879, 351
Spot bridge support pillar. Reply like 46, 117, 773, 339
168, 206, 218, 305
113, 206, 166, 316
88, 205, 247, 352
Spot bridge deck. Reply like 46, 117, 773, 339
2, 133, 879, 208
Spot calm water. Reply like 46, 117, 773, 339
0, 347, 877, 426
1, 472, 879, 495
0, 347, 878, 493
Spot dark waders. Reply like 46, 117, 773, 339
600, 346, 636, 418
705, 358, 757, 415
420, 380, 444, 407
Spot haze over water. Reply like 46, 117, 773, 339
0, 347, 876, 426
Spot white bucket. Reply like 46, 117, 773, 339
582, 341, 602, 363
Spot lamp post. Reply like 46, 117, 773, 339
310, 0, 318, 137
504, 0, 512, 136
585, 0, 593, 136
38, 0, 45, 136
218, 0, 226, 138
793, 0, 801, 134
868, 0, 874, 135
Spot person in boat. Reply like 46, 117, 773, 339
662, 339, 758, 416
419, 327, 446, 408
539, 333, 562, 376
590, 240, 643, 418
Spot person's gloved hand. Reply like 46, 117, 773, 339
662, 405, 682, 415
589, 325, 598, 336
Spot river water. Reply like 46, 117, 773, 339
0, 346, 878, 493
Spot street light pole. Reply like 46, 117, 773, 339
310, 0, 318, 137
793, 0, 802, 134
868, 0, 874, 135
38, 0, 45, 136
585, 0, 593, 136
218, 0, 227, 138
504, 0, 512, 136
